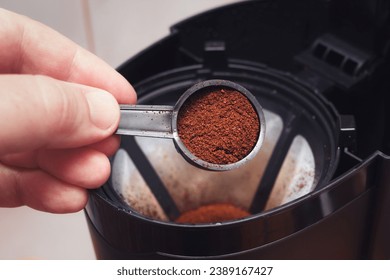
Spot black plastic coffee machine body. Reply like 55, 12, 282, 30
85, 0, 390, 259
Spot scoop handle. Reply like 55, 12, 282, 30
116, 104, 175, 138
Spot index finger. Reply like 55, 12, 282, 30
0, 8, 136, 104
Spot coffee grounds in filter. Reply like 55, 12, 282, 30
177, 87, 260, 165
175, 203, 250, 224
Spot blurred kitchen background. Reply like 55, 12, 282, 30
0, 0, 242, 259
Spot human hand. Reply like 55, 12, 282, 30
0, 8, 136, 213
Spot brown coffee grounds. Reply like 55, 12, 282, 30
175, 203, 250, 224
177, 88, 260, 164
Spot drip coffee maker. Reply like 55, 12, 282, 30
85, 0, 390, 259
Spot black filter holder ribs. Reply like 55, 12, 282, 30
296, 34, 375, 90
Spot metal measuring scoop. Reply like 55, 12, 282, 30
116, 79, 266, 171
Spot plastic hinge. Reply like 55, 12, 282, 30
202, 41, 228, 69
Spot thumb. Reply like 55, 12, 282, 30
0, 74, 120, 155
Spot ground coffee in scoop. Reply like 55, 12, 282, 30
177, 87, 260, 165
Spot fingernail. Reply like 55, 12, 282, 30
86, 90, 119, 130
